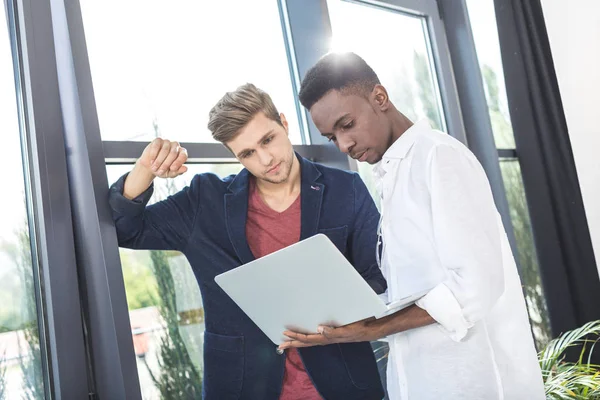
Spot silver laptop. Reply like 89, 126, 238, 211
215, 234, 427, 345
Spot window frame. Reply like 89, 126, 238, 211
5, 0, 91, 397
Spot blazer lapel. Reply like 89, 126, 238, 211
224, 169, 255, 264
298, 156, 324, 240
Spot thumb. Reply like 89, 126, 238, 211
167, 166, 187, 178
318, 325, 335, 338
175, 165, 188, 176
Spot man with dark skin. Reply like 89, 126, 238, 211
280, 52, 545, 400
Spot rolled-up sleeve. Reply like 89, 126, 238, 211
416, 145, 504, 341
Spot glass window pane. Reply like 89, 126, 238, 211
0, 12, 49, 400
80, 1, 303, 144
466, 0, 516, 149
106, 163, 242, 399
499, 158, 552, 349
326, 0, 446, 203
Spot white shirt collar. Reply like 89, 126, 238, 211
373, 119, 431, 178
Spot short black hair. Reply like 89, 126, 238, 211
299, 52, 380, 110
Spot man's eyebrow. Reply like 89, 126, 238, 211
321, 113, 350, 136
256, 129, 274, 145
235, 129, 275, 158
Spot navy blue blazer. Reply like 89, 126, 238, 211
109, 154, 386, 399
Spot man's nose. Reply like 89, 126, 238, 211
257, 149, 274, 166
337, 135, 355, 155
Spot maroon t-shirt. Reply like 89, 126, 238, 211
246, 178, 322, 400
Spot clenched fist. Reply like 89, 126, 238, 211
122, 138, 189, 200
138, 138, 188, 178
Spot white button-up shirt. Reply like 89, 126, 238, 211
374, 120, 545, 399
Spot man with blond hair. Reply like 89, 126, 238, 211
108, 83, 386, 399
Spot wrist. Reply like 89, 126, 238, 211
134, 160, 154, 177
123, 162, 155, 200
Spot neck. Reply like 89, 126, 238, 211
389, 109, 414, 146
255, 154, 301, 197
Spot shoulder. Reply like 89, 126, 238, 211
313, 161, 357, 180
310, 161, 361, 192
413, 129, 478, 166
186, 171, 239, 196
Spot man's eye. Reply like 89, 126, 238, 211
342, 121, 354, 130
327, 136, 337, 143
264, 136, 273, 145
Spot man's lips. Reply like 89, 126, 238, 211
352, 150, 368, 161
267, 162, 282, 173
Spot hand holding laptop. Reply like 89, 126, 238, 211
215, 234, 433, 346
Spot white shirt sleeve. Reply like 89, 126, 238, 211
416, 144, 505, 341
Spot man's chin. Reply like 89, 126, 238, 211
365, 154, 382, 165
260, 173, 289, 185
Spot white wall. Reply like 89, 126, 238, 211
541, 0, 600, 274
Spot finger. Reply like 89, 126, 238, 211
283, 331, 327, 345
144, 138, 163, 166
279, 340, 316, 350
166, 165, 188, 178
318, 326, 336, 339
170, 147, 188, 171
278, 340, 291, 349
156, 142, 180, 175
280, 339, 322, 349
283, 331, 312, 340
151, 140, 172, 173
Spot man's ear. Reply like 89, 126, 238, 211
371, 84, 391, 112
280, 112, 289, 134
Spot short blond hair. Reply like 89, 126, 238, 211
208, 83, 282, 144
